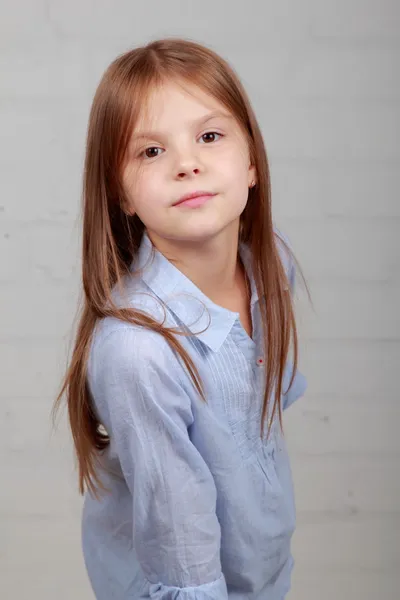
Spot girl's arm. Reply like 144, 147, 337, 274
91, 327, 228, 600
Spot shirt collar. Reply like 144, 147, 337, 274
131, 233, 259, 353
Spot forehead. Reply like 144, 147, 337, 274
136, 80, 234, 131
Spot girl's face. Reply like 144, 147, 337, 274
123, 81, 256, 245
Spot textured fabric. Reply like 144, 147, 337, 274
82, 230, 307, 600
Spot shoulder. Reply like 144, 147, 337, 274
91, 271, 177, 369
88, 320, 196, 433
90, 318, 178, 381
110, 272, 167, 321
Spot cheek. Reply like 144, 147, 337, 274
123, 166, 161, 211
137, 175, 165, 210
221, 159, 250, 195
218, 143, 250, 181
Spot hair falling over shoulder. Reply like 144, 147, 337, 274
54, 38, 302, 497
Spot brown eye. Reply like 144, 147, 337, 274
144, 147, 162, 158
200, 132, 222, 144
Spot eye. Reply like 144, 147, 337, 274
199, 131, 223, 144
141, 147, 164, 159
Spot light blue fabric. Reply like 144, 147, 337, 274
82, 230, 307, 600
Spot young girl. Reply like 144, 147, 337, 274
56, 38, 307, 600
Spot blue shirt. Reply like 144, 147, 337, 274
82, 230, 307, 600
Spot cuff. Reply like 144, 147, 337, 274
149, 574, 228, 600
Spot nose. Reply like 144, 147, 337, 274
173, 147, 203, 181
176, 166, 200, 180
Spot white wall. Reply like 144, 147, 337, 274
1, 1, 399, 598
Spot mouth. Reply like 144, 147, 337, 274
173, 191, 216, 208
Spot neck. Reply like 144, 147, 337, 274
148, 222, 242, 302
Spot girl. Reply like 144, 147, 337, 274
56, 38, 307, 600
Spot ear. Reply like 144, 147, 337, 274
121, 192, 135, 216
123, 205, 135, 217
248, 164, 257, 188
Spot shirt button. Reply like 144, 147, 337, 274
256, 357, 264, 367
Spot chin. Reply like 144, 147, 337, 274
150, 208, 241, 245
175, 221, 237, 245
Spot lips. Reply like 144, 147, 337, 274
173, 191, 216, 208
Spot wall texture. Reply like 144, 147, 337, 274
0, 1, 399, 599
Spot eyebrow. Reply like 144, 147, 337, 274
131, 110, 233, 142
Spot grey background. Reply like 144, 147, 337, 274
1, 1, 399, 598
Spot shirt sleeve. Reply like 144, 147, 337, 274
92, 327, 228, 600
288, 252, 296, 295
273, 227, 307, 410
281, 361, 307, 411
273, 225, 296, 294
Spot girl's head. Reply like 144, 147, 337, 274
58, 39, 298, 495
84, 38, 270, 294
122, 80, 256, 246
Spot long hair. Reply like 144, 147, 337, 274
54, 38, 300, 496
